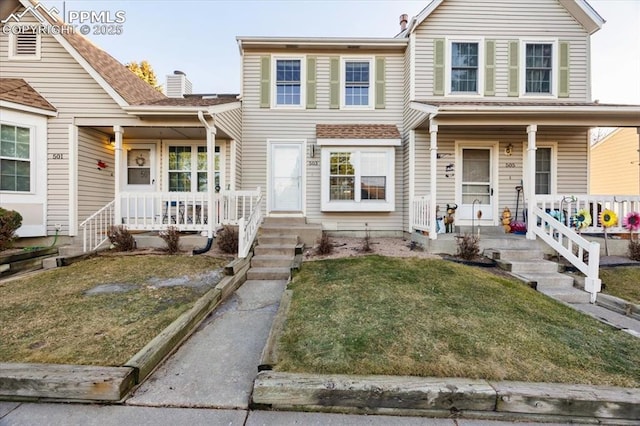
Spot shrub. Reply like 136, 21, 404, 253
456, 233, 480, 260
160, 226, 181, 254
316, 232, 333, 255
217, 225, 238, 254
107, 225, 136, 251
0, 208, 23, 251
629, 239, 640, 261
360, 225, 373, 253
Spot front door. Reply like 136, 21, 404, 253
270, 142, 303, 212
457, 145, 495, 222
121, 144, 157, 221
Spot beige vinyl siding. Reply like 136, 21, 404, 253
413, 127, 589, 219
242, 51, 405, 232
77, 128, 115, 223
590, 128, 640, 195
216, 108, 242, 189
413, 0, 589, 102
1, 12, 132, 235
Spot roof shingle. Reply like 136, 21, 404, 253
316, 124, 400, 139
0, 78, 56, 112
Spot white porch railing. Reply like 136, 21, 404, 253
535, 195, 640, 234
119, 190, 262, 232
529, 205, 601, 303
411, 194, 432, 232
238, 189, 264, 258
79, 200, 115, 252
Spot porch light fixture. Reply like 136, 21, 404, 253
310, 144, 316, 158
505, 143, 513, 156
108, 136, 115, 146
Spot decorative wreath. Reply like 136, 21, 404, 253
135, 155, 146, 166
623, 211, 640, 232
572, 209, 592, 231
599, 209, 618, 228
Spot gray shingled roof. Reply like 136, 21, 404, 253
316, 124, 400, 139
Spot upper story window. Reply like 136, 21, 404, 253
275, 58, 302, 106
525, 43, 553, 94
8, 29, 41, 60
0, 124, 31, 192
341, 57, 374, 109
451, 42, 479, 93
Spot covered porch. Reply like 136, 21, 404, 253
407, 101, 640, 301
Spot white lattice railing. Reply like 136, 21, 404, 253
411, 194, 432, 232
530, 205, 601, 303
535, 195, 640, 234
79, 200, 115, 252
238, 188, 264, 258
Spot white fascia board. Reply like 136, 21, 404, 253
123, 102, 241, 116
237, 36, 407, 49
0, 100, 57, 117
317, 138, 401, 147
410, 101, 439, 115
436, 105, 640, 114
559, 0, 605, 35
408, 0, 444, 34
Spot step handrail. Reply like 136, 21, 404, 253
78, 200, 116, 252
238, 188, 264, 259
530, 205, 601, 303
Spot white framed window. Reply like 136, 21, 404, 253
166, 143, 220, 192
341, 57, 374, 109
0, 123, 32, 192
520, 39, 558, 97
8, 29, 41, 60
272, 56, 305, 108
321, 147, 395, 212
445, 38, 483, 96
522, 141, 557, 195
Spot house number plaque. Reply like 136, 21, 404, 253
51, 153, 64, 160
307, 160, 319, 166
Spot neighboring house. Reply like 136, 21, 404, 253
590, 128, 640, 195
1, 0, 639, 256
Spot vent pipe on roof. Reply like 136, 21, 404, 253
399, 14, 409, 32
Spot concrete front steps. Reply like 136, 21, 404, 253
247, 217, 314, 281
486, 247, 591, 304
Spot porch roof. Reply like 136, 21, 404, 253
316, 124, 400, 139
410, 101, 640, 128
0, 78, 57, 113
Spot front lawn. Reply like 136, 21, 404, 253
0, 255, 225, 366
600, 267, 640, 304
277, 256, 640, 387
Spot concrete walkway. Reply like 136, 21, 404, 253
0, 274, 635, 425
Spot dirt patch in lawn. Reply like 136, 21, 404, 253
0, 254, 226, 366
304, 237, 439, 261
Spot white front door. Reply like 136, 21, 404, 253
121, 144, 157, 221
456, 145, 496, 222
270, 142, 303, 212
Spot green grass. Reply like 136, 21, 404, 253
0, 254, 226, 366
277, 256, 640, 387
600, 267, 640, 304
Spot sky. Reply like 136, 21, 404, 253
38, 0, 640, 105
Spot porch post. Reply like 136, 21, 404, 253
429, 122, 438, 240
206, 126, 217, 238
113, 125, 124, 226
408, 130, 415, 233
526, 124, 537, 240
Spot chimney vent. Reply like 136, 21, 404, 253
166, 71, 193, 98
399, 14, 409, 31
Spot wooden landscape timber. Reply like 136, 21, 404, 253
252, 371, 640, 422
259, 290, 292, 371
0, 364, 135, 402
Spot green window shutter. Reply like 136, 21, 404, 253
558, 41, 570, 98
375, 56, 386, 109
260, 55, 271, 108
508, 41, 519, 97
433, 39, 445, 96
329, 56, 340, 109
306, 56, 317, 109
485, 40, 496, 96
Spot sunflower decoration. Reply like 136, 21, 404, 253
572, 209, 592, 231
599, 209, 617, 256
623, 211, 640, 233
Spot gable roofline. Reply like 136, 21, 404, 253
404, 0, 604, 36
123, 101, 242, 117
0, 100, 58, 116
17, 0, 166, 107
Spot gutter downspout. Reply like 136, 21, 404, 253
194, 111, 217, 255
